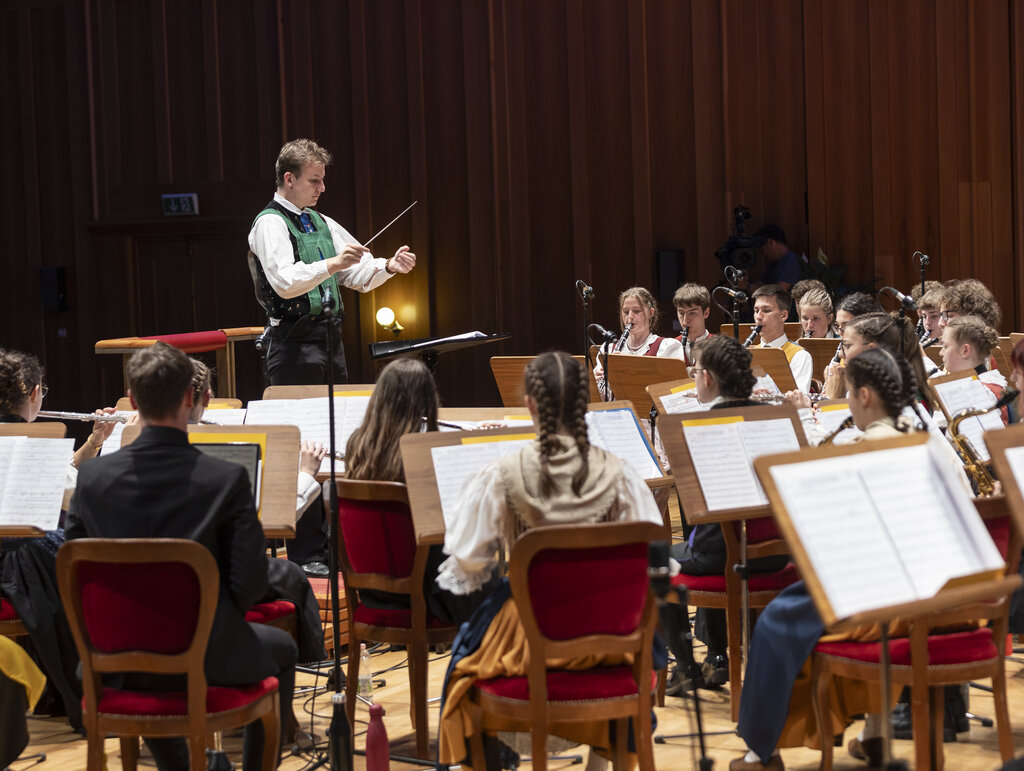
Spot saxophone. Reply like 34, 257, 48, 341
946, 388, 1020, 497
820, 415, 855, 445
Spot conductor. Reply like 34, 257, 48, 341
248, 138, 417, 385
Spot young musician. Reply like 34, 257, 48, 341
796, 287, 838, 338
731, 347, 927, 771
668, 336, 787, 691
67, 343, 297, 770
937, 278, 1002, 335
672, 283, 714, 365
751, 285, 812, 391
593, 286, 684, 395
820, 293, 884, 399
842, 312, 933, 411
438, 352, 663, 770
939, 316, 1009, 423
914, 282, 944, 343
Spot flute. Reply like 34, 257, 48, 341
750, 392, 829, 404
37, 409, 131, 424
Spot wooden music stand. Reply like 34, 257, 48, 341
646, 378, 699, 417
490, 355, 600, 407
927, 369, 996, 423
924, 344, 943, 369
599, 354, 688, 414
0, 422, 69, 537
719, 322, 803, 342
438, 407, 531, 423
748, 348, 798, 393
262, 384, 375, 400
799, 337, 843, 383
121, 424, 301, 539
983, 424, 1024, 536
751, 433, 1015, 632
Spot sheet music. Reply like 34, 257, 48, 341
737, 418, 802, 465
101, 419, 132, 455
245, 396, 370, 452
1004, 446, 1024, 499
202, 408, 247, 425
585, 408, 662, 480
754, 374, 781, 394
0, 437, 75, 529
431, 440, 533, 521
769, 443, 1004, 620
660, 387, 707, 414
932, 375, 997, 417
816, 406, 863, 443
683, 421, 764, 509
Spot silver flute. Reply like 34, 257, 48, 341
750, 392, 830, 404
37, 409, 132, 424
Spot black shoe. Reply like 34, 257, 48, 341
892, 700, 956, 742
665, 665, 700, 696
302, 561, 330, 578
702, 654, 729, 687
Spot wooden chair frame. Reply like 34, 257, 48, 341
812, 509, 1021, 771
58, 539, 280, 771
327, 478, 458, 759
467, 520, 663, 771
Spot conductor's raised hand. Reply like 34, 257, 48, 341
328, 243, 369, 274
387, 245, 416, 274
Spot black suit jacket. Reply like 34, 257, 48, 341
65, 425, 276, 685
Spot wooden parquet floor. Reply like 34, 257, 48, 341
18, 642, 1024, 770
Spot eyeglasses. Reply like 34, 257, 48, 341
686, 366, 706, 379
939, 311, 958, 321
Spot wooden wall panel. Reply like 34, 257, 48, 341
8, 0, 1024, 411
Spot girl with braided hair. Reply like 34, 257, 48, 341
437, 351, 663, 771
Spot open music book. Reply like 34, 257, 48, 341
245, 396, 370, 472
682, 416, 801, 509
657, 382, 707, 415
816, 402, 863, 443
0, 436, 75, 530
585, 407, 662, 480
931, 374, 1002, 462
764, 439, 1004, 620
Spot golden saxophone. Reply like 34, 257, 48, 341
946, 388, 1019, 497
820, 415, 855, 445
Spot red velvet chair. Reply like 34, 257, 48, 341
57, 538, 280, 771
327, 478, 459, 759
669, 515, 799, 719
811, 499, 1021, 770
466, 520, 664, 771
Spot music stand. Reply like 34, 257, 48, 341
749, 348, 798, 393
121, 423, 301, 539
0, 422, 71, 533
369, 332, 510, 372
490, 355, 601, 407
799, 337, 844, 384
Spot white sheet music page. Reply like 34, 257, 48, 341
202, 408, 247, 425
244, 399, 297, 427
431, 439, 534, 522
816, 405, 864, 443
0, 436, 75, 529
683, 419, 764, 509
737, 418, 802, 466
1004, 446, 1024, 500
585, 408, 662, 480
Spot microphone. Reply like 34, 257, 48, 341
719, 286, 748, 304
914, 250, 930, 267
742, 324, 762, 348
587, 323, 618, 345
576, 279, 595, 300
880, 286, 917, 312
614, 322, 634, 353
254, 326, 271, 353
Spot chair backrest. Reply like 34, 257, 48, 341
328, 479, 420, 592
510, 520, 664, 659
58, 539, 219, 698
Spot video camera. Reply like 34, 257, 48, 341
714, 205, 759, 270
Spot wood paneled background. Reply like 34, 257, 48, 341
4, 0, 1023, 411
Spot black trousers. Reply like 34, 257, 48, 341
265, 316, 348, 386
0, 670, 29, 767
144, 624, 297, 771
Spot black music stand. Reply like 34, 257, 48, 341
369, 332, 510, 372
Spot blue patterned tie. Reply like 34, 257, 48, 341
299, 213, 315, 233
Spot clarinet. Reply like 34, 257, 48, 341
742, 324, 762, 348
613, 322, 634, 353
679, 325, 690, 365
832, 339, 844, 364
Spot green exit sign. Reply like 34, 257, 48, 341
161, 193, 199, 216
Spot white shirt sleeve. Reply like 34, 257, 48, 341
616, 463, 666, 525
295, 471, 320, 518
435, 461, 505, 595
655, 337, 685, 360
790, 349, 813, 392
324, 215, 394, 293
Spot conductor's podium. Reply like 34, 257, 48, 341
95, 326, 263, 398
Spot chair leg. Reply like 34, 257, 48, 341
86, 722, 106, 771
635, 692, 656, 771
119, 736, 139, 770
992, 668, 1015, 762
346, 636, 361, 730
189, 733, 207, 771
929, 686, 944, 771
910, 681, 932, 771
726, 600, 743, 722
655, 666, 666, 708
812, 660, 834, 771
409, 642, 430, 758
611, 718, 629, 770
260, 696, 282, 771
532, 721, 548, 771
467, 725, 487, 771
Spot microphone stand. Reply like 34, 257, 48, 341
321, 290, 354, 771
580, 284, 594, 371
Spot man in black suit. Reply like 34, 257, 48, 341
66, 342, 296, 769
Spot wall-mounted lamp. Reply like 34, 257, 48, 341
375, 306, 404, 336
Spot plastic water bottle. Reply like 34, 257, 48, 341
365, 703, 390, 771
358, 643, 373, 701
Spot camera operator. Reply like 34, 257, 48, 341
753, 223, 801, 291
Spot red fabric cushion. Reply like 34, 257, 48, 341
336, 498, 417, 578
353, 604, 453, 630
477, 667, 657, 702
245, 600, 295, 624
815, 628, 998, 666
527, 542, 649, 639
0, 598, 18, 622
140, 330, 227, 353
672, 562, 799, 593
78, 561, 200, 654
92, 676, 278, 716
733, 515, 783, 544
985, 515, 1011, 560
